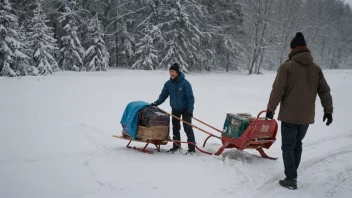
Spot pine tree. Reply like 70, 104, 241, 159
16, 25, 39, 76
119, 22, 135, 68
58, 0, 85, 71
11, 0, 37, 27
27, 0, 59, 75
201, 0, 245, 71
132, 24, 159, 70
157, 0, 204, 72
83, 14, 109, 71
0, 0, 36, 77
0, 0, 18, 76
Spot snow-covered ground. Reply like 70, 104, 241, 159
0, 69, 351, 198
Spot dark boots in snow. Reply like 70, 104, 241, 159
168, 147, 180, 154
168, 147, 195, 155
279, 178, 297, 190
184, 149, 195, 155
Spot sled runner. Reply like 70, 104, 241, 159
114, 106, 278, 160
112, 135, 214, 155
112, 135, 169, 154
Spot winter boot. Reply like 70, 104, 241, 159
184, 150, 196, 155
279, 178, 297, 190
168, 147, 180, 154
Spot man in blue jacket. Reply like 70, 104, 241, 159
151, 63, 196, 154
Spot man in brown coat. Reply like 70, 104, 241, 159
266, 32, 333, 190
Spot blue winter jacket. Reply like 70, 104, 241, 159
155, 72, 195, 113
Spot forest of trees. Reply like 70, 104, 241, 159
1, 0, 352, 77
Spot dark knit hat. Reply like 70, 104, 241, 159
169, 63, 180, 73
290, 32, 307, 49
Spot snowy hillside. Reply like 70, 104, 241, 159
0, 69, 351, 198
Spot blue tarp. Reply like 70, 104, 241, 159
120, 101, 150, 139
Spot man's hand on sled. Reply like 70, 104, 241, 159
266, 111, 274, 120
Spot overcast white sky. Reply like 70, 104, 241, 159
346, 0, 352, 5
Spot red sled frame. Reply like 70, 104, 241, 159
113, 110, 278, 160
203, 110, 278, 160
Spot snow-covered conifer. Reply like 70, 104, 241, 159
58, 0, 84, 71
27, 0, 59, 75
132, 24, 159, 70
119, 22, 135, 68
16, 25, 39, 76
157, 0, 204, 72
83, 14, 109, 71
0, 0, 36, 76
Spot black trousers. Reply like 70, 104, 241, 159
281, 121, 309, 180
172, 110, 196, 151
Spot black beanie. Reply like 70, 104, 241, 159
169, 63, 180, 73
290, 32, 307, 49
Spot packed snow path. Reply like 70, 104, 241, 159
0, 69, 351, 198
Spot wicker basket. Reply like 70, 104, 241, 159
122, 125, 169, 141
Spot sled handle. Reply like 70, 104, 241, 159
192, 117, 223, 133
257, 110, 267, 119
157, 108, 221, 139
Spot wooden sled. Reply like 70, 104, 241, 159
114, 109, 278, 160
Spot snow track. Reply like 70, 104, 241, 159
249, 144, 352, 198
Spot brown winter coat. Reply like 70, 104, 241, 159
267, 47, 333, 124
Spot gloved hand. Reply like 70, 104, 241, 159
151, 102, 157, 107
323, 113, 333, 126
186, 112, 193, 118
266, 111, 274, 120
